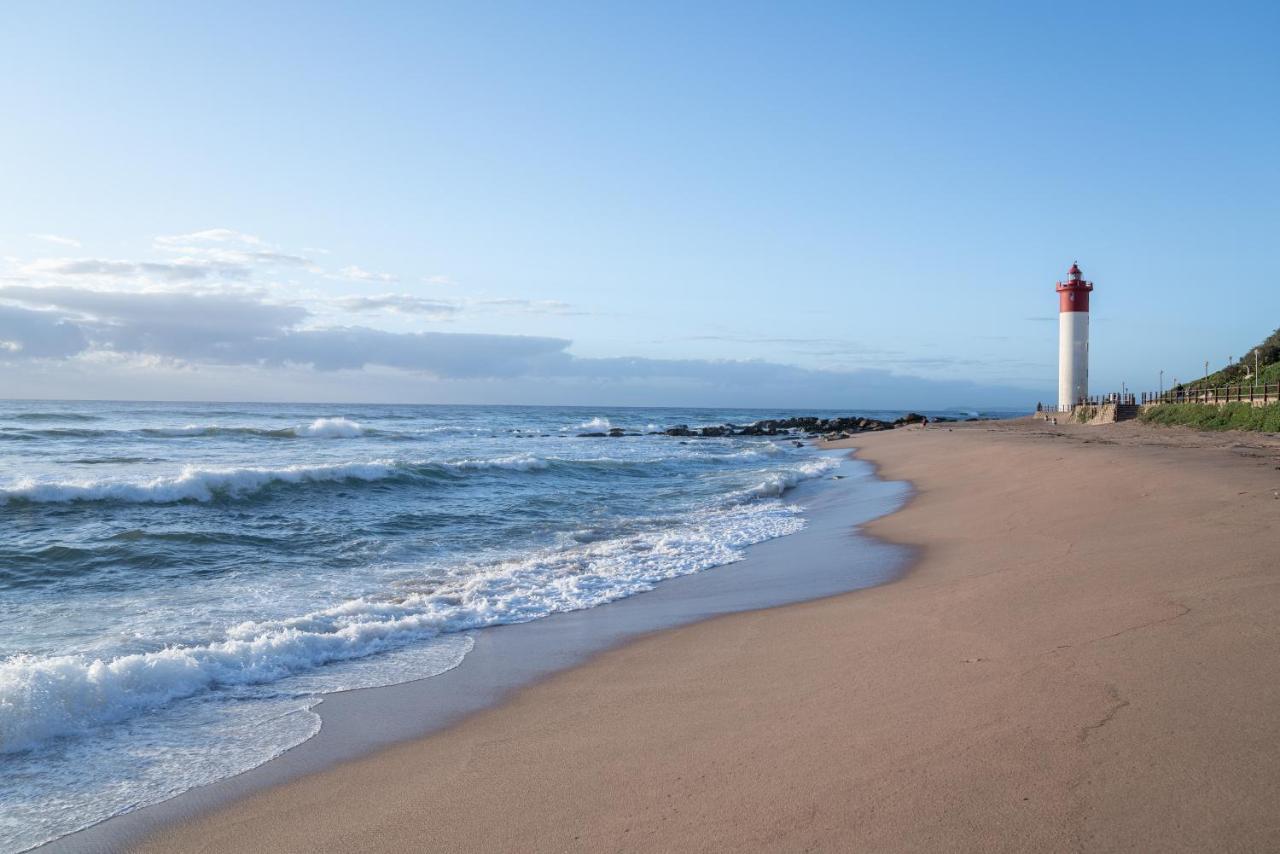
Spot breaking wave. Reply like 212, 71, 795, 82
0, 461, 397, 505
0, 454, 568, 506
0, 452, 832, 507
294, 417, 363, 438
6, 418, 370, 442
145, 417, 366, 439
0, 499, 804, 755
731, 457, 839, 501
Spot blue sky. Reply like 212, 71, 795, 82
1, 1, 1276, 407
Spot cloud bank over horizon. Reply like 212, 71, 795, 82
0, 230, 1041, 409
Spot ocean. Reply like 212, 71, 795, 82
0, 400, 999, 851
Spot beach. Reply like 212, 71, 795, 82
5, 403, 915, 851
119, 418, 1280, 852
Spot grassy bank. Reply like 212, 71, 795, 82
1177, 327, 1280, 393
1141, 402, 1280, 432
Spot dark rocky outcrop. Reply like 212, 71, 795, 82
660, 414, 900, 439
578, 413, 974, 440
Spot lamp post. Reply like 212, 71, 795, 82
1159, 369, 1164, 399
1255, 349, 1260, 388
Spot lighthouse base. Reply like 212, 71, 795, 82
1058, 311, 1089, 409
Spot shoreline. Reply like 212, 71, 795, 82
42, 447, 911, 853
53, 418, 1280, 851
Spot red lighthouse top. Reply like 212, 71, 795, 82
1056, 261, 1093, 312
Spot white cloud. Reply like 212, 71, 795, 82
339, 265, 399, 283
19, 257, 251, 282
154, 228, 265, 247
333, 293, 460, 318
153, 229, 315, 270
31, 234, 81, 248
476, 297, 583, 316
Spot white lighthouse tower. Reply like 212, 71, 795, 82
1057, 262, 1093, 410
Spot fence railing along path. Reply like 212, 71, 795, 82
1141, 383, 1280, 406
1036, 385, 1280, 414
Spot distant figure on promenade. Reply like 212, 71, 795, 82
920, 416, 929, 429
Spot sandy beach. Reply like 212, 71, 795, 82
133, 418, 1280, 852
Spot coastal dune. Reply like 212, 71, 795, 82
136, 419, 1280, 852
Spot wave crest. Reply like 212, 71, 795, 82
0, 455, 563, 506
0, 461, 398, 505
295, 417, 363, 438
731, 457, 839, 501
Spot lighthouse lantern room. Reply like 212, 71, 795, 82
1056, 262, 1093, 410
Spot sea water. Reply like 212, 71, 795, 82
0, 401, 997, 851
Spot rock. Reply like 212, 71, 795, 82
650, 414, 901, 438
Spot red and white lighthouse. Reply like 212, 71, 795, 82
1057, 262, 1093, 409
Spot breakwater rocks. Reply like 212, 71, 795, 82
578, 413, 964, 440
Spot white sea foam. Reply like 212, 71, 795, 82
0, 454, 564, 506
0, 453, 832, 507
0, 499, 804, 755
732, 457, 839, 501
1, 635, 474, 853
450, 453, 549, 471
720, 444, 784, 460
578, 416, 612, 430
0, 461, 398, 505
139, 418, 363, 439
145, 424, 222, 436
295, 417, 363, 438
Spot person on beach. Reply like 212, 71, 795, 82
920, 416, 929, 429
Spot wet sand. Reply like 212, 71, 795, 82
136, 418, 1280, 852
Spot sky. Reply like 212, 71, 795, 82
1, 1, 1276, 408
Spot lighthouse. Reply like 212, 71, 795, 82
1057, 262, 1093, 409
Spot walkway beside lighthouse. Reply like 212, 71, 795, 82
134, 418, 1280, 853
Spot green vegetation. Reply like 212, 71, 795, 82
1175, 326, 1280, 392
1140, 402, 1280, 432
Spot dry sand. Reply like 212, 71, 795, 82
137, 419, 1280, 852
